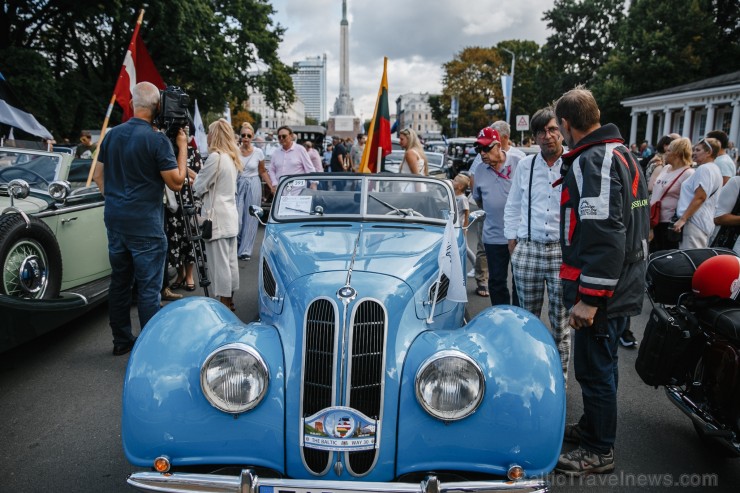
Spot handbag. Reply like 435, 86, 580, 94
665, 214, 683, 243
199, 153, 221, 241
710, 187, 740, 250
650, 168, 688, 228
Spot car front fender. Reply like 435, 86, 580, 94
122, 297, 286, 472
397, 305, 565, 478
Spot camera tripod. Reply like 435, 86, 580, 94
175, 169, 211, 297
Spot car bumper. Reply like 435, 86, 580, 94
127, 470, 550, 493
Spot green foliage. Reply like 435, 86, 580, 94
540, 0, 625, 103
0, 0, 294, 140
593, 0, 740, 134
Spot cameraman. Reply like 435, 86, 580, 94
94, 81, 189, 356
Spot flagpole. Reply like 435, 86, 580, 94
86, 9, 145, 186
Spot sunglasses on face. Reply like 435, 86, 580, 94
278, 134, 290, 140
241, 133, 253, 138
476, 143, 499, 153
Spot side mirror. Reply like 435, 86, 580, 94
464, 210, 486, 230
8, 179, 30, 200
249, 205, 267, 226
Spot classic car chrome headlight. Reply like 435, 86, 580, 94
415, 350, 484, 421
200, 343, 269, 414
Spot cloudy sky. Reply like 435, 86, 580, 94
269, 0, 554, 121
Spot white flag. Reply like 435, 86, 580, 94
193, 100, 208, 155
223, 101, 232, 124
438, 215, 467, 303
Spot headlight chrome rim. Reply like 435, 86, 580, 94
415, 350, 485, 421
200, 343, 269, 414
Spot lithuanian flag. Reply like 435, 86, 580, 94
359, 57, 392, 173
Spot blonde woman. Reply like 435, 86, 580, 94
649, 137, 694, 252
399, 127, 428, 176
672, 137, 723, 249
236, 122, 265, 261
193, 118, 243, 310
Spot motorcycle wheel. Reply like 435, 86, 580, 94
690, 358, 740, 458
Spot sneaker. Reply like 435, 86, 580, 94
563, 422, 582, 444
467, 268, 475, 278
619, 328, 638, 348
555, 446, 614, 476
239, 254, 251, 261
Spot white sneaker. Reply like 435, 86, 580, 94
467, 269, 475, 278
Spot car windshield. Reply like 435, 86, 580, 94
0, 149, 62, 188
272, 174, 455, 223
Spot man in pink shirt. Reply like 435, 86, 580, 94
267, 125, 317, 191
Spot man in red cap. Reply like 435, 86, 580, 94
471, 127, 519, 306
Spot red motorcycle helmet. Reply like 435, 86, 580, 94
692, 254, 740, 301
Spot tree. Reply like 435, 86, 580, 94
540, 0, 625, 103
0, 1, 295, 139
593, 0, 740, 133
495, 40, 547, 123
437, 47, 509, 137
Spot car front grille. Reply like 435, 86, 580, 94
301, 298, 386, 477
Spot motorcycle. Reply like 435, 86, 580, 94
638, 248, 740, 457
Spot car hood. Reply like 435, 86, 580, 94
0, 194, 50, 214
263, 222, 446, 290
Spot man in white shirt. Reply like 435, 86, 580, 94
503, 107, 570, 381
707, 130, 736, 185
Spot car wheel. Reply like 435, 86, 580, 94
0, 214, 62, 299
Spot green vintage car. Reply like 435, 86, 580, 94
0, 146, 110, 351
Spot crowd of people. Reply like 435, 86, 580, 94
96, 80, 740, 479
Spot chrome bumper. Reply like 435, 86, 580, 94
127, 469, 550, 493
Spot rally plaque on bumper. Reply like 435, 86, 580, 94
302, 406, 378, 452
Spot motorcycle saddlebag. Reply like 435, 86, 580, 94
636, 304, 702, 387
646, 248, 737, 305
696, 302, 740, 342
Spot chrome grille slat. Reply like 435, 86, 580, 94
347, 300, 386, 476
429, 274, 449, 302
262, 259, 276, 298
302, 299, 336, 473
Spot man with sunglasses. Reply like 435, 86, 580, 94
471, 127, 519, 307
267, 125, 317, 190
503, 107, 570, 382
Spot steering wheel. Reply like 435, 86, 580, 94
0, 167, 50, 187
384, 209, 423, 217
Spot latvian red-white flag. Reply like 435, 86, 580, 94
113, 20, 165, 121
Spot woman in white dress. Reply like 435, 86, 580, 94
398, 127, 428, 192
235, 122, 265, 261
193, 118, 243, 310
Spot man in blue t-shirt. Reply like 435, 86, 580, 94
94, 81, 189, 356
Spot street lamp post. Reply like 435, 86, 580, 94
501, 47, 515, 126
484, 97, 500, 120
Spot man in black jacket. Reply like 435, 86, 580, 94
553, 86, 649, 475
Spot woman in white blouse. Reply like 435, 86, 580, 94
235, 122, 266, 261
193, 118, 243, 310
672, 137, 723, 249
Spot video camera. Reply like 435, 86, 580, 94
154, 85, 192, 140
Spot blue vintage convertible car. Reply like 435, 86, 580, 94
123, 174, 565, 492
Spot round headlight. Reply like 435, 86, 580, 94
200, 343, 269, 414
415, 350, 484, 421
